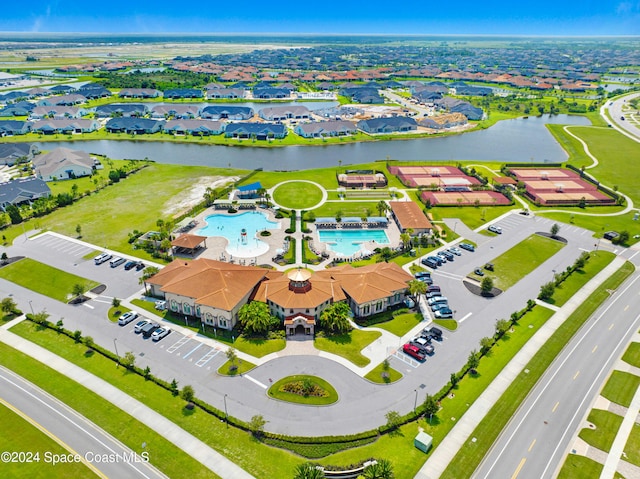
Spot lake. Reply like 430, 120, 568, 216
34, 114, 591, 171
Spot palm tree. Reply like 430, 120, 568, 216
399, 232, 411, 250
408, 279, 427, 301
363, 459, 394, 478
293, 463, 324, 479
376, 200, 389, 217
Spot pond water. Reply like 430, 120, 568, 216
33, 114, 591, 171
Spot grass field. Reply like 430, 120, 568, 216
0, 258, 99, 302
557, 454, 604, 479
537, 210, 640, 246
0, 403, 98, 479
314, 330, 381, 367
217, 358, 256, 376
600, 371, 640, 408
374, 312, 423, 337
624, 422, 640, 468
545, 251, 615, 306
272, 182, 324, 209
364, 362, 403, 384
432, 205, 515, 231
311, 201, 380, 218
622, 342, 640, 369
441, 261, 634, 479
467, 234, 565, 290
579, 409, 624, 452
268, 375, 339, 405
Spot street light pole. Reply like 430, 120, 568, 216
223, 394, 229, 428
414, 389, 418, 413
28, 300, 34, 316
113, 338, 120, 368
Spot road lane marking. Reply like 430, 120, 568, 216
511, 458, 526, 479
83, 303, 94, 309
573, 371, 580, 380
609, 323, 615, 330
458, 312, 472, 323
592, 345, 598, 353
528, 439, 536, 452
244, 374, 267, 389
182, 343, 203, 359
552, 402, 559, 413
624, 305, 630, 311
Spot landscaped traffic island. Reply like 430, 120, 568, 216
268, 375, 338, 405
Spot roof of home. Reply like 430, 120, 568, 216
95, 104, 148, 115
170, 234, 207, 249
225, 122, 286, 135
259, 105, 309, 117
33, 147, 93, 177
148, 259, 269, 311
151, 104, 200, 116
0, 120, 31, 132
237, 181, 262, 192
163, 119, 223, 132
32, 119, 97, 131
105, 118, 163, 130
389, 201, 433, 230
296, 120, 357, 135
0, 143, 33, 161
0, 177, 50, 205
357, 116, 417, 130
201, 105, 253, 116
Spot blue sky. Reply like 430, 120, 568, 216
1, 0, 639, 35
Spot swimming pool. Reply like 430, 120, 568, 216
318, 229, 390, 257
196, 211, 280, 258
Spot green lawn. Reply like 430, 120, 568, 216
545, 251, 616, 306
579, 409, 624, 452
0, 258, 99, 302
622, 342, 640, 369
7, 321, 303, 477
441, 261, 634, 479
364, 362, 403, 384
0, 341, 221, 479
467, 234, 565, 290
431, 205, 516, 230
624, 422, 640, 468
268, 375, 339, 405
434, 319, 458, 331
374, 312, 423, 337
314, 330, 381, 367
0, 403, 98, 479
217, 358, 257, 376
311, 201, 380, 218
272, 182, 324, 209
537, 210, 640, 246
557, 454, 604, 479
601, 371, 640, 408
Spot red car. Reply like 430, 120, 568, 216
403, 343, 426, 361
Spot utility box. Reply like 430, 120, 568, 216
414, 431, 433, 453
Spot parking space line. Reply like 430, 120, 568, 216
167, 336, 191, 353
82, 303, 94, 309
458, 312, 473, 323
195, 349, 220, 367
393, 351, 421, 368
182, 342, 203, 359
92, 299, 112, 304
244, 374, 267, 389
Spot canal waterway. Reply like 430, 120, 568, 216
34, 114, 591, 171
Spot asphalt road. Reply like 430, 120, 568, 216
0, 215, 618, 436
0, 366, 167, 479
605, 92, 640, 140
473, 249, 640, 479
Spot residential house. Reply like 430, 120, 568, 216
294, 120, 357, 138
388, 201, 433, 236
118, 88, 161, 99
105, 118, 164, 134
77, 84, 111, 99
33, 147, 95, 181
201, 106, 254, 121
418, 113, 468, 129
30, 106, 83, 120
0, 101, 35, 117
0, 91, 30, 103
163, 119, 224, 136
94, 104, 148, 118
252, 87, 290, 99
0, 143, 38, 166
357, 116, 417, 134
48, 85, 76, 94
38, 94, 87, 107
0, 121, 32, 136
0, 177, 51, 211
225, 122, 287, 140
150, 104, 200, 119
258, 105, 310, 121
206, 88, 245, 99
31, 119, 99, 135
163, 89, 203, 99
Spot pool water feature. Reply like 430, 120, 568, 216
318, 229, 390, 257
197, 211, 280, 258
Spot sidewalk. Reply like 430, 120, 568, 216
0, 326, 256, 479
414, 256, 627, 479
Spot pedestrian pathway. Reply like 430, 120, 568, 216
0, 327, 256, 479
414, 256, 627, 479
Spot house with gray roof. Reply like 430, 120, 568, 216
0, 121, 32, 136
38, 94, 87, 107
150, 104, 200, 119
0, 102, 35, 117
259, 105, 310, 121
201, 106, 253, 121
163, 119, 224, 136
0, 143, 38, 166
105, 118, 164, 134
357, 116, 417, 134
77, 85, 111, 99
206, 88, 245, 99
163, 89, 203, 99
48, 85, 76, 93
295, 120, 357, 138
30, 106, 83, 120
33, 147, 95, 181
252, 87, 289, 99
32, 119, 99, 135
118, 88, 161, 99
95, 104, 148, 118
225, 122, 286, 140
0, 177, 51, 211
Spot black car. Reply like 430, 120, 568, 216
414, 271, 431, 279
459, 242, 475, 252
135, 261, 145, 271
124, 260, 138, 270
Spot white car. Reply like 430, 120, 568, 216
488, 225, 502, 234
152, 327, 171, 341
118, 310, 139, 325
449, 247, 462, 256
94, 252, 112, 265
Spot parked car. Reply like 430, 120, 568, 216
421, 257, 438, 269
434, 308, 453, 319
426, 291, 442, 299
134, 319, 149, 333
414, 271, 431, 279
431, 301, 449, 312
459, 242, 475, 252
152, 327, 171, 341
419, 276, 434, 285
427, 285, 441, 293
474, 268, 485, 276
118, 310, 139, 325
94, 252, 112, 265
428, 255, 443, 266
154, 300, 167, 310
141, 322, 160, 338
411, 338, 435, 355
124, 260, 138, 270
427, 296, 448, 306
440, 250, 454, 261
488, 225, 502, 234
449, 247, 462, 256
427, 327, 443, 340
484, 263, 494, 271
110, 257, 126, 268
403, 343, 426, 361
436, 252, 449, 262
135, 261, 146, 271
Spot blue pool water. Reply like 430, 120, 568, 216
196, 211, 280, 258
318, 229, 390, 256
